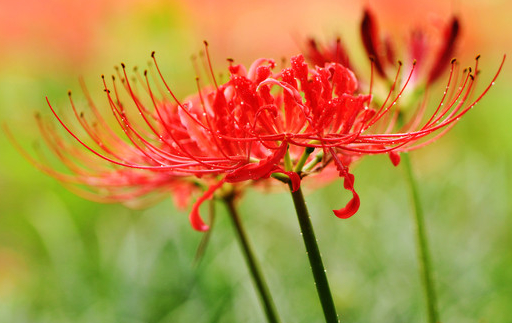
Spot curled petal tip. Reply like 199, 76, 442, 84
190, 202, 210, 231
189, 179, 225, 232
389, 151, 401, 166
190, 209, 210, 232
328, 147, 361, 219
333, 193, 360, 219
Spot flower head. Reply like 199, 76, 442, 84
12, 37, 503, 232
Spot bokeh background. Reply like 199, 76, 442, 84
1, 0, 511, 322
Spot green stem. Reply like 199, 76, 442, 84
288, 184, 339, 323
223, 196, 281, 323
294, 147, 315, 173
402, 153, 440, 323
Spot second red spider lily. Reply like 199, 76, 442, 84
361, 8, 460, 84
305, 7, 460, 86
38, 47, 503, 232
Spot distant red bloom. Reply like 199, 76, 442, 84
16, 44, 503, 232
361, 8, 459, 84
305, 8, 460, 85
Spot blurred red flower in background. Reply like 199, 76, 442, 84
304, 7, 460, 85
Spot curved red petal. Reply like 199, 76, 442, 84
333, 166, 360, 219
330, 147, 361, 219
333, 190, 360, 219
189, 179, 225, 231
389, 151, 401, 166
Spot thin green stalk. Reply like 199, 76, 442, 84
223, 195, 281, 323
402, 153, 440, 323
288, 184, 339, 323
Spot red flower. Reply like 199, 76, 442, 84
361, 8, 460, 84
305, 8, 460, 85
296, 8, 506, 244
14, 45, 503, 231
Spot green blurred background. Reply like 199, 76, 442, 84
1, 0, 511, 322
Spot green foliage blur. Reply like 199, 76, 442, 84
1, 0, 511, 322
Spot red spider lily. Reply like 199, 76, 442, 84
361, 8, 460, 84
304, 8, 460, 86
11, 46, 504, 232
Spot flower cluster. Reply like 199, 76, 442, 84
19, 11, 504, 232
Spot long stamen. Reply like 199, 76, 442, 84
203, 40, 219, 90
151, 52, 210, 131
365, 60, 416, 132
